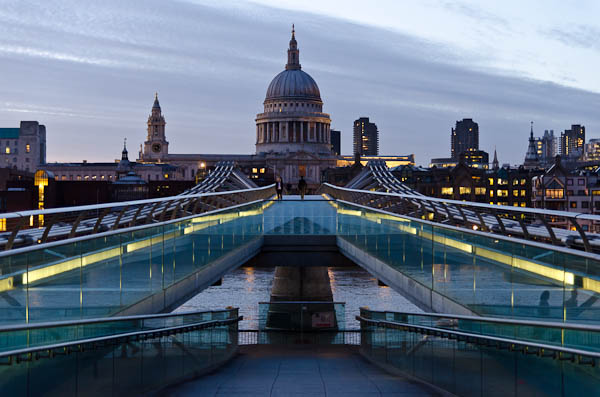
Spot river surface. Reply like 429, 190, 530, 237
174, 266, 422, 329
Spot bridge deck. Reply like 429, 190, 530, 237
166, 345, 440, 397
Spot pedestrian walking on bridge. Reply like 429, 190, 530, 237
298, 176, 307, 200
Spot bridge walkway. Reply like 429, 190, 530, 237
166, 345, 440, 397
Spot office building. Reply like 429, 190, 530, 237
353, 117, 379, 156
560, 124, 585, 159
0, 121, 46, 172
330, 129, 341, 156
451, 118, 478, 160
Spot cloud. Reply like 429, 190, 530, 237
0, 0, 597, 166
545, 24, 600, 52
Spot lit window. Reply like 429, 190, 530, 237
25, 144, 30, 153
5, 147, 9, 154
441, 187, 453, 195
252, 168, 258, 173
0, 218, 5, 231
260, 168, 265, 174
488, 178, 494, 186
521, 190, 526, 197
164, 174, 169, 179
497, 190, 508, 197
545, 189, 563, 199
513, 190, 519, 197
520, 203, 526, 207
475, 187, 486, 195
459, 187, 471, 195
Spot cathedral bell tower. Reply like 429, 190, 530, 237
142, 93, 168, 162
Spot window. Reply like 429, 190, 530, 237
520, 179, 526, 185
498, 178, 508, 185
25, 144, 30, 153
582, 201, 589, 209
441, 187, 453, 195
4, 147, 9, 154
25, 158, 29, 163
578, 190, 587, 196
513, 179, 519, 186
0, 218, 5, 232
459, 187, 471, 195
475, 187, 486, 195
490, 190, 494, 197
567, 190, 574, 196
252, 168, 258, 173
260, 168, 265, 174
513, 190, 519, 197
488, 178, 494, 186
521, 202, 526, 207
545, 189, 563, 199
521, 189, 526, 197
578, 179, 585, 186
164, 174, 169, 179
497, 189, 508, 197
570, 202, 577, 208
567, 179, 573, 185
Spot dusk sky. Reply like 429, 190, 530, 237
0, 0, 598, 165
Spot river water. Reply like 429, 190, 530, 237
174, 266, 422, 329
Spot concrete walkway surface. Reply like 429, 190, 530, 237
163, 345, 442, 397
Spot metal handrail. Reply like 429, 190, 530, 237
324, 183, 596, 221
322, 182, 600, 253
0, 184, 275, 220
0, 316, 243, 361
0, 309, 237, 333
0, 197, 268, 258
334, 196, 600, 261
360, 310, 600, 333
356, 316, 600, 360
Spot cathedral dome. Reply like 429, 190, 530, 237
265, 69, 321, 101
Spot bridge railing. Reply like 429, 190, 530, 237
357, 308, 600, 396
0, 184, 275, 251
0, 198, 270, 325
320, 183, 600, 253
0, 308, 241, 396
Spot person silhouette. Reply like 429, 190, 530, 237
275, 176, 283, 200
298, 176, 307, 200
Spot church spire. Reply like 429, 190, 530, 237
492, 146, 499, 170
286, 24, 301, 70
524, 121, 540, 168
121, 138, 128, 161
153, 92, 160, 109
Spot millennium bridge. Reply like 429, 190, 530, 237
0, 161, 599, 396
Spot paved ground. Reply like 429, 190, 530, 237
163, 345, 441, 397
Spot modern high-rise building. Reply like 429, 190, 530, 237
450, 118, 479, 160
0, 121, 46, 172
330, 129, 341, 156
585, 139, 600, 162
560, 124, 585, 159
353, 117, 379, 156
534, 129, 556, 165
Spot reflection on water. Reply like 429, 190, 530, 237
175, 266, 421, 329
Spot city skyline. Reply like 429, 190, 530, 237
0, 0, 598, 165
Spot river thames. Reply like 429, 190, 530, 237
175, 266, 421, 329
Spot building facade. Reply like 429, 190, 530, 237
330, 129, 341, 156
451, 118, 478, 160
0, 121, 46, 172
353, 117, 379, 156
394, 163, 536, 207
560, 124, 585, 160
532, 156, 600, 232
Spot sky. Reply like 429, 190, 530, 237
0, 0, 598, 166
